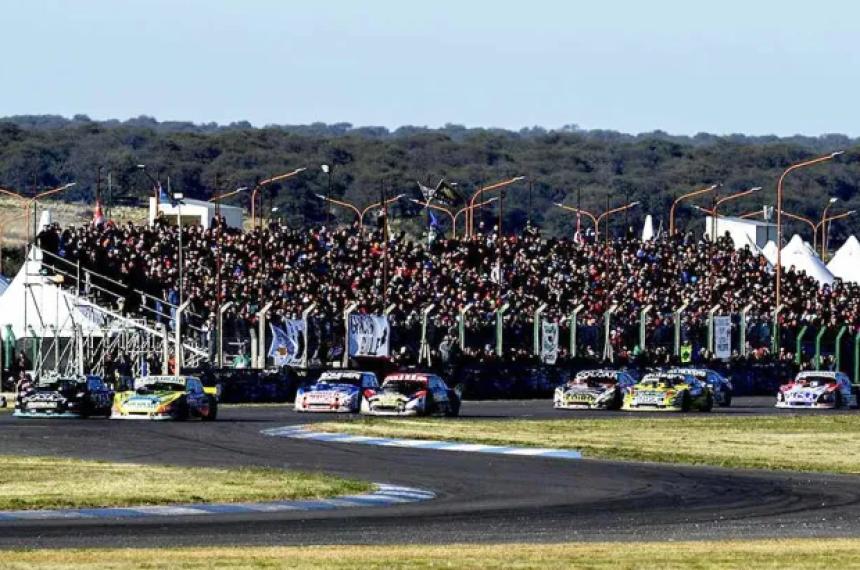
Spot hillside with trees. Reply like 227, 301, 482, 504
0, 115, 858, 241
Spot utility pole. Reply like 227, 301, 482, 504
381, 178, 388, 309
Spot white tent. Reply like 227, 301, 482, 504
761, 240, 778, 265
641, 215, 655, 241
780, 234, 834, 286
827, 236, 860, 283
0, 248, 106, 339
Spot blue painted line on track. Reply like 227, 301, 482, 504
0, 483, 434, 522
261, 425, 583, 460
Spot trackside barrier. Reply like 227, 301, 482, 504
739, 303, 753, 357
706, 305, 719, 354
257, 302, 273, 369
533, 304, 547, 357
301, 303, 317, 369
638, 305, 652, 353
342, 302, 358, 367
835, 326, 848, 371
673, 303, 688, 356
814, 327, 828, 371
602, 304, 617, 363
458, 304, 473, 351
794, 325, 808, 365
569, 304, 584, 358
772, 304, 784, 353
419, 304, 435, 366
495, 304, 510, 357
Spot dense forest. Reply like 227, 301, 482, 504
1, 114, 859, 241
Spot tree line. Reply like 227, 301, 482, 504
0, 115, 858, 241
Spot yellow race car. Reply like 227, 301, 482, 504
111, 375, 217, 421
622, 372, 713, 412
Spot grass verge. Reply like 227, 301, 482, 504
0, 455, 370, 511
3, 540, 860, 569
312, 415, 860, 474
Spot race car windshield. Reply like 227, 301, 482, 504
319, 375, 362, 387
137, 382, 185, 393
40, 380, 82, 395
797, 377, 833, 388
643, 377, 684, 387
383, 380, 426, 395
573, 376, 615, 387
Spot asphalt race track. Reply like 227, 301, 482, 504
2, 397, 860, 548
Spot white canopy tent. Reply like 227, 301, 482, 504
761, 240, 778, 266
0, 248, 106, 339
780, 234, 834, 286
641, 215, 655, 241
827, 236, 860, 283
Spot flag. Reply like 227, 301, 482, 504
435, 178, 463, 206
158, 182, 169, 203
429, 210, 440, 229
92, 199, 105, 226
417, 181, 437, 202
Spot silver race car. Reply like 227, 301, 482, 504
553, 369, 635, 410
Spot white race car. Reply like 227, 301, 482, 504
294, 371, 379, 413
776, 371, 858, 409
553, 369, 635, 410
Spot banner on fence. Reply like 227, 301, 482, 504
541, 321, 559, 365
268, 320, 305, 367
714, 316, 731, 360
348, 314, 390, 358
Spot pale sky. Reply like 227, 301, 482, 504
1, 0, 858, 135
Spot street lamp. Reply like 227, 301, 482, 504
816, 210, 856, 259
669, 184, 719, 236
821, 197, 838, 259
454, 197, 498, 239
250, 167, 306, 229
171, 192, 185, 306
554, 203, 598, 238
467, 176, 525, 237
596, 201, 640, 243
775, 151, 843, 310
321, 164, 332, 226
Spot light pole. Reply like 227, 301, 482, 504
596, 202, 640, 243
816, 210, 856, 258
250, 168, 306, 229
315, 194, 405, 236
172, 192, 185, 306
696, 187, 762, 241
821, 197, 838, 259
454, 197, 498, 238
321, 164, 332, 227
467, 176, 525, 237
669, 184, 719, 236
554, 203, 598, 238
775, 152, 843, 311
410, 199, 455, 237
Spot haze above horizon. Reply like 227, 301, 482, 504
1, 0, 857, 137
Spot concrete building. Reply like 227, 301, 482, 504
148, 197, 244, 229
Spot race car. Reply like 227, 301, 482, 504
775, 371, 858, 409
623, 372, 713, 412
111, 375, 217, 420
363, 372, 460, 417
667, 367, 734, 407
553, 369, 635, 410
14, 375, 112, 418
294, 370, 379, 413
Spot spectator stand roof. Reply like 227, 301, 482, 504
780, 234, 834, 286
827, 236, 860, 284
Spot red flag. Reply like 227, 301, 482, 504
93, 199, 105, 226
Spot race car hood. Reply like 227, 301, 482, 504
368, 390, 421, 406
302, 383, 359, 395
561, 384, 612, 397
780, 384, 832, 401
118, 391, 182, 409
20, 390, 67, 404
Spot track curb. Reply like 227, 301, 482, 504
262, 425, 583, 459
0, 483, 435, 521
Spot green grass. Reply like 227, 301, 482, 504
312, 414, 860, 474
0, 455, 371, 510
4, 540, 860, 569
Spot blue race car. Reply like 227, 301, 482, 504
294, 370, 379, 413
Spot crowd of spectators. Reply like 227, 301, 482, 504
34, 214, 860, 367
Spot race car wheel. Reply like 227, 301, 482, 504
701, 392, 714, 412
835, 391, 843, 409
203, 396, 218, 421
610, 389, 624, 411
174, 398, 190, 421
445, 396, 461, 417
680, 392, 692, 413
719, 391, 732, 408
